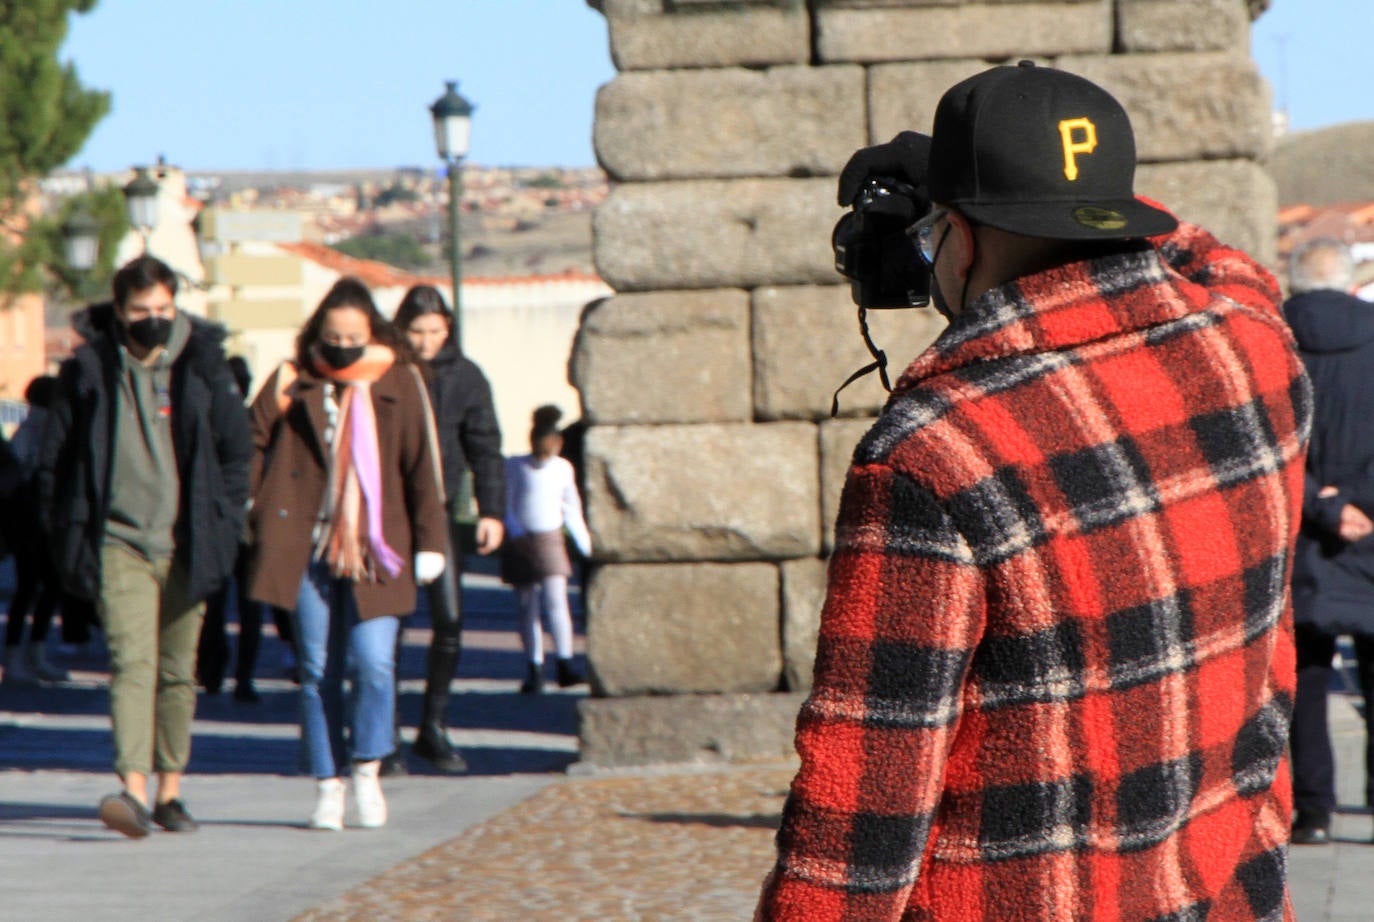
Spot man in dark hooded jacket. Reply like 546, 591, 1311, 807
1284, 237, 1374, 844
36, 256, 251, 838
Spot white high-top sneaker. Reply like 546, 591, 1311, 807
352, 760, 387, 828
309, 778, 345, 831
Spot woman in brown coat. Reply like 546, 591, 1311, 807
248, 277, 447, 831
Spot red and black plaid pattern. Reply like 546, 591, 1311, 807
759, 222, 1310, 922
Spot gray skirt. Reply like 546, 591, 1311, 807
500, 529, 571, 586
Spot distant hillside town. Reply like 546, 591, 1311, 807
40, 162, 608, 279
4, 161, 613, 453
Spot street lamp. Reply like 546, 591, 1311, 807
60, 208, 101, 272
122, 165, 160, 248
430, 80, 473, 351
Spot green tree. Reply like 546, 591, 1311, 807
0, 0, 110, 295
330, 233, 431, 272
525, 172, 562, 190
373, 181, 419, 208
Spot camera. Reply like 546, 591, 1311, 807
832, 176, 930, 309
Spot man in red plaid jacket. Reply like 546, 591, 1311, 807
758, 62, 1310, 921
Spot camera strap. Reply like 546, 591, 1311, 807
830, 303, 892, 417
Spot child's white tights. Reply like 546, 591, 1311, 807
516, 575, 574, 664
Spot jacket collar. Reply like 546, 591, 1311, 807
429, 338, 461, 368
894, 225, 1283, 393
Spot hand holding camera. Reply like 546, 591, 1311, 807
832, 131, 934, 309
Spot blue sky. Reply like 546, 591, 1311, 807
1250, 0, 1373, 131
61, 0, 617, 172
59, 0, 1372, 173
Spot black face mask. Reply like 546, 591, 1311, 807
319, 342, 366, 370
125, 315, 173, 350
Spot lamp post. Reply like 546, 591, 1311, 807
60, 208, 101, 272
122, 165, 160, 252
430, 80, 473, 352
56, 165, 188, 307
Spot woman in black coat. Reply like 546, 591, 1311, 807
390, 284, 505, 773
1284, 237, 1374, 842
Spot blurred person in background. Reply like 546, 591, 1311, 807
247, 277, 447, 830
388, 284, 504, 774
196, 356, 269, 702
1284, 237, 1374, 845
502, 405, 590, 695
2, 375, 67, 686
36, 256, 251, 838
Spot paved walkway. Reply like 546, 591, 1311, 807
0, 563, 585, 921
291, 698, 1374, 922
3, 554, 1374, 920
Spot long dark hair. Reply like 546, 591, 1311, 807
295, 276, 414, 370
392, 284, 453, 336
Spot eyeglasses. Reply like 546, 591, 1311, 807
912, 208, 949, 266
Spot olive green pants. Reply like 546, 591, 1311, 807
98, 545, 204, 778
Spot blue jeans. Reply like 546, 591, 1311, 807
293, 562, 399, 778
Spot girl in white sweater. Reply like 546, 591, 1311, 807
501, 406, 591, 693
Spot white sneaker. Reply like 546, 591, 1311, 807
309, 778, 345, 831
351, 760, 387, 828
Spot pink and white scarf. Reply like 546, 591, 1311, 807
310, 344, 404, 581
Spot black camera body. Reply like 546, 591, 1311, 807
832, 176, 930, 309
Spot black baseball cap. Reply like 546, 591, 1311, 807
927, 61, 1177, 240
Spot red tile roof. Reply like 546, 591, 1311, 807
1275, 201, 1374, 267
275, 241, 604, 289
276, 241, 442, 290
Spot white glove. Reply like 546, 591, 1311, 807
414, 551, 446, 586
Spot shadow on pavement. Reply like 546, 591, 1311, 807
2, 562, 588, 780
0, 802, 99, 821
628, 811, 783, 830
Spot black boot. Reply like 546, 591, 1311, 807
520, 662, 544, 695
412, 633, 467, 773
412, 727, 467, 773
407, 545, 471, 771
1292, 809, 1332, 845
556, 657, 586, 689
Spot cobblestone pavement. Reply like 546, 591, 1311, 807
292, 699, 1374, 922
293, 764, 794, 922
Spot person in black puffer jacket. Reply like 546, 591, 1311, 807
1285, 237, 1374, 845
36, 256, 251, 837
390, 284, 505, 773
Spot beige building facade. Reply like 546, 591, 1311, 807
0, 293, 46, 404
199, 207, 610, 457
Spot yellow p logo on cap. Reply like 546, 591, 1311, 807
1059, 117, 1097, 182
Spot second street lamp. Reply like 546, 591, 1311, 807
60, 208, 101, 272
123, 165, 160, 252
430, 80, 474, 352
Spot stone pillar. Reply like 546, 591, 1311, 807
575, 0, 1275, 768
